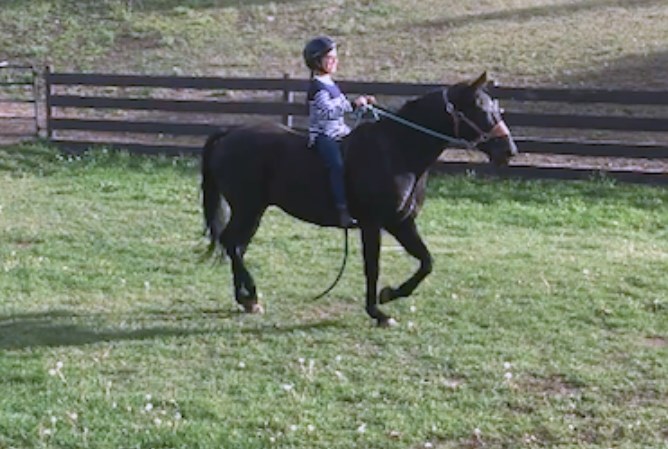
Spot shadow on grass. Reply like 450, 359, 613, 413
429, 175, 668, 211
0, 141, 62, 175
415, 0, 664, 30
563, 49, 668, 89
0, 0, 301, 12
0, 141, 199, 177
0, 307, 348, 350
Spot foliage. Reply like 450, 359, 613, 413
1, 143, 666, 448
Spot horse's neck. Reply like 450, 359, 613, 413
382, 118, 447, 175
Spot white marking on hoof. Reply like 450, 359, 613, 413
249, 303, 264, 314
378, 317, 398, 328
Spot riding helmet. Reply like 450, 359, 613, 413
303, 36, 336, 71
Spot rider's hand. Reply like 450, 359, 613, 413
353, 95, 376, 110
353, 96, 368, 108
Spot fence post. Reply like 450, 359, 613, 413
31, 66, 40, 137
282, 73, 294, 128
44, 65, 53, 140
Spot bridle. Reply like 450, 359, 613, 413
442, 88, 510, 148
364, 88, 510, 150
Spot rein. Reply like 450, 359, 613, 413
365, 104, 472, 149
361, 89, 509, 150
310, 228, 349, 301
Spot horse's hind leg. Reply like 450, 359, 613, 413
221, 206, 266, 313
379, 218, 433, 304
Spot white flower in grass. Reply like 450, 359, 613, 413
410, 305, 417, 313
503, 361, 512, 370
289, 424, 298, 432
424, 443, 434, 449
238, 361, 246, 369
66, 412, 78, 422
307, 424, 315, 433
145, 403, 153, 412
281, 383, 294, 392
154, 417, 162, 426
357, 423, 366, 434
48, 361, 66, 383
504, 372, 513, 380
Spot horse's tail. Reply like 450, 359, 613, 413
201, 128, 231, 253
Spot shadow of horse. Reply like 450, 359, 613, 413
0, 307, 349, 350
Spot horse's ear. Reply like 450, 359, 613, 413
470, 71, 488, 90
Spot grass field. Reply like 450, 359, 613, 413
1, 0, 667, 87
1, 143, 666, 448
1, 1, 667, 447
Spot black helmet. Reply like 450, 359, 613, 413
303, 36, 336, 71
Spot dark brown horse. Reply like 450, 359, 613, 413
201, 72, 518, 326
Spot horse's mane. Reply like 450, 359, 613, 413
395, 88, 445, 119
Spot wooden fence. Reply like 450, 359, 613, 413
0, 65, 39, 143
44, 68, 668, 185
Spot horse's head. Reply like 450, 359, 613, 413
446, 72, 518, 166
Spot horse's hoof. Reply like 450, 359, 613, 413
377, 317, 398, 328
241, 301, 264, 314
379, 286, 395, 304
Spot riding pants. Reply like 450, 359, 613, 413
314, 135, 347, 209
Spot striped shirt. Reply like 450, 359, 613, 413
307, 75, 353, 145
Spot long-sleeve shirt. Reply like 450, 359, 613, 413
307, 75, 353, 145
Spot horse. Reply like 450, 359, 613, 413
201, 72, 518, 327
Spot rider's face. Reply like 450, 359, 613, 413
319, 49, 338, 74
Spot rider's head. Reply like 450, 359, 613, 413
303, 36, 338, 75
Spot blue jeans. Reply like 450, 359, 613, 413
314, 135, 346, 208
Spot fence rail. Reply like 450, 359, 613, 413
44, 68, 668, 184
0, 65, 39, 142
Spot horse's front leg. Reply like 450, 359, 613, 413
361, 225, 396, 327
379, 217, 433, 304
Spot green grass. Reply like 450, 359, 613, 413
1, 0, 667, 87
1, 143, 666, 448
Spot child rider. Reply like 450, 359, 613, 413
303, 36, 375, 228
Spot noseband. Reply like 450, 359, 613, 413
443, 89, 510, 147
